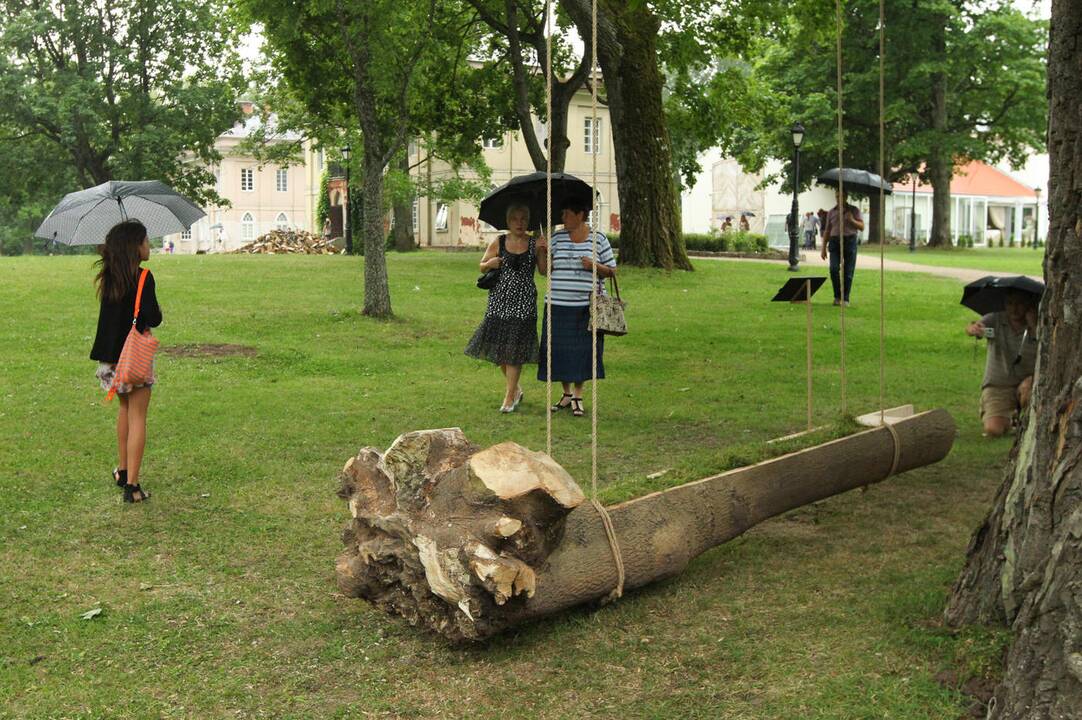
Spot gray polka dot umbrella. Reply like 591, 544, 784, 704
34, 180, 206, 245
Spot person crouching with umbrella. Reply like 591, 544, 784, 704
465, 203, 541, 412
821, 189, 864, 306
90, 220, 162, 502
965, 290, 1038, 437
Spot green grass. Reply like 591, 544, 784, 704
0, 252, 1009, 718
881, 244, 1044, 275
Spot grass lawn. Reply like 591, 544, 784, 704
881, 244, 1044, 276
1, 251, 1009, 719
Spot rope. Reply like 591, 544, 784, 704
884, 421, 901, 479
878, 0, 886, 425
835, 0, 847, 416
545, 0, 553, 458
592, 500, 626, 602
589, 0, 623, 603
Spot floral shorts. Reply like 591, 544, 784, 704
96, 361, 155, 395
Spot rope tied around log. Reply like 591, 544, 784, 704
591, 499, 626, 603
884, 421, 902, 479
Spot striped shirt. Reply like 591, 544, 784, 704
544, 230, 616, 307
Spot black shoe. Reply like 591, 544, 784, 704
571, 398, 585, 417
550, 393, 573, 412
113, 468, 127, 489
123, 484, 150, 503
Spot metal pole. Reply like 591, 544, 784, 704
344, 163, 353, 255
788, 145, 801, 271
909, 175, 916, 252
1034, 191, 1041, 249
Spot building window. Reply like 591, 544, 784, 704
275, 212, 289, 231
584, 116, 603, 154
482, 135, 504, 150
241, 212, 255, 241
181, 229, 191, 240
241, 168, 254, 192
435, 203, 449, 232
412, 198, 419, 230
276, 168, 288, 192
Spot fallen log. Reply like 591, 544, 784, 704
336, 409, 955, 641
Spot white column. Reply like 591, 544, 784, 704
1013, 201, 1024, 244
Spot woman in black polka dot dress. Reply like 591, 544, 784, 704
465, 203, 540, 412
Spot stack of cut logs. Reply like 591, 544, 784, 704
233, 229, 339, 254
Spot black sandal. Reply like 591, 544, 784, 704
123, 484, 150, 503
571, 398, 585, 417
113, 468, 127, 489
551, 393, 573, 412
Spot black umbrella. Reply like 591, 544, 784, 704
479, 172, 593, 231
816, 168, 894, 196
741, 211, 756, 217
961, 275, 1044, 315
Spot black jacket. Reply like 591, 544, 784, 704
89, 269, 163, 363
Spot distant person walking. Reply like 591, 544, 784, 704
739, 214, 750, 232
721, 216, 733, 232
802, 211, 820, 249
817, 208, 828, 242
821, 190, 864, 306
90, 220, 162, 503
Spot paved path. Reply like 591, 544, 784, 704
694, 251, 1039, 284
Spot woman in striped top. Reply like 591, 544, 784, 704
536, 199, 617, 417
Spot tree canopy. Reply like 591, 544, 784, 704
0, 0, 245, 210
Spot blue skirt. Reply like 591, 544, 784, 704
537, 305, 605, 383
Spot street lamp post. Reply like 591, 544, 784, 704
787, 122, 805, 272
1034, 187, 1042, 249
909, 174, 917, 252
342, 144, 353, 254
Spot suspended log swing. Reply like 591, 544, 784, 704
335, 0, 956, 641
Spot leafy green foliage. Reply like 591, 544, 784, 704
0, 0, 244, 206
720, 0, 1046, 192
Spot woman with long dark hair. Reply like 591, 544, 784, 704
90, 220, 162, 503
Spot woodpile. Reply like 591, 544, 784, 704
233, 229, 339, 254
336, 410, 957, 642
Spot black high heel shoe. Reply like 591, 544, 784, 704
550, 393, 573, 412
113, 468, 127, 489
571, 398, 585, 417
123, 484, 150, 503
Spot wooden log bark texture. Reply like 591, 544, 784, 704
336, 410, 955, 641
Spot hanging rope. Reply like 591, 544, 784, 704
545, 0, 554, 458
835, 0, 848, 416
589, 0, 624, 603
878, 0, 887, 425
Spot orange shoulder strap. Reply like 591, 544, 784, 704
132, 268, 148, 324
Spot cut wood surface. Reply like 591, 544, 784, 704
232, 229, 339, 254
336, 409, 956, 641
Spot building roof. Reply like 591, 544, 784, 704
221, 113, 302, 142
892, 160, 1036, 199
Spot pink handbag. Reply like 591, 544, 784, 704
105, 268, 159, 402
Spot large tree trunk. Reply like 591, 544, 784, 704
927, 24, 952, 248
944, 3, 1082, 716
392, 155, 415, 252
337, 410, 955, 641
361, 152, 392, 317
561, 0, 691, 270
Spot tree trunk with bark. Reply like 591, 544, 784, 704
944, 3, 1082, 716
393, 155, 415, 252
361, 153, 392, 316
337, 410, 955, 641
561, 0, 691, 270
867, 192, 885, 244
927, 23, 952, 248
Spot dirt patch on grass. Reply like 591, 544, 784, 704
161, 343, 258, 358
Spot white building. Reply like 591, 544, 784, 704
165, 105, 317, 253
